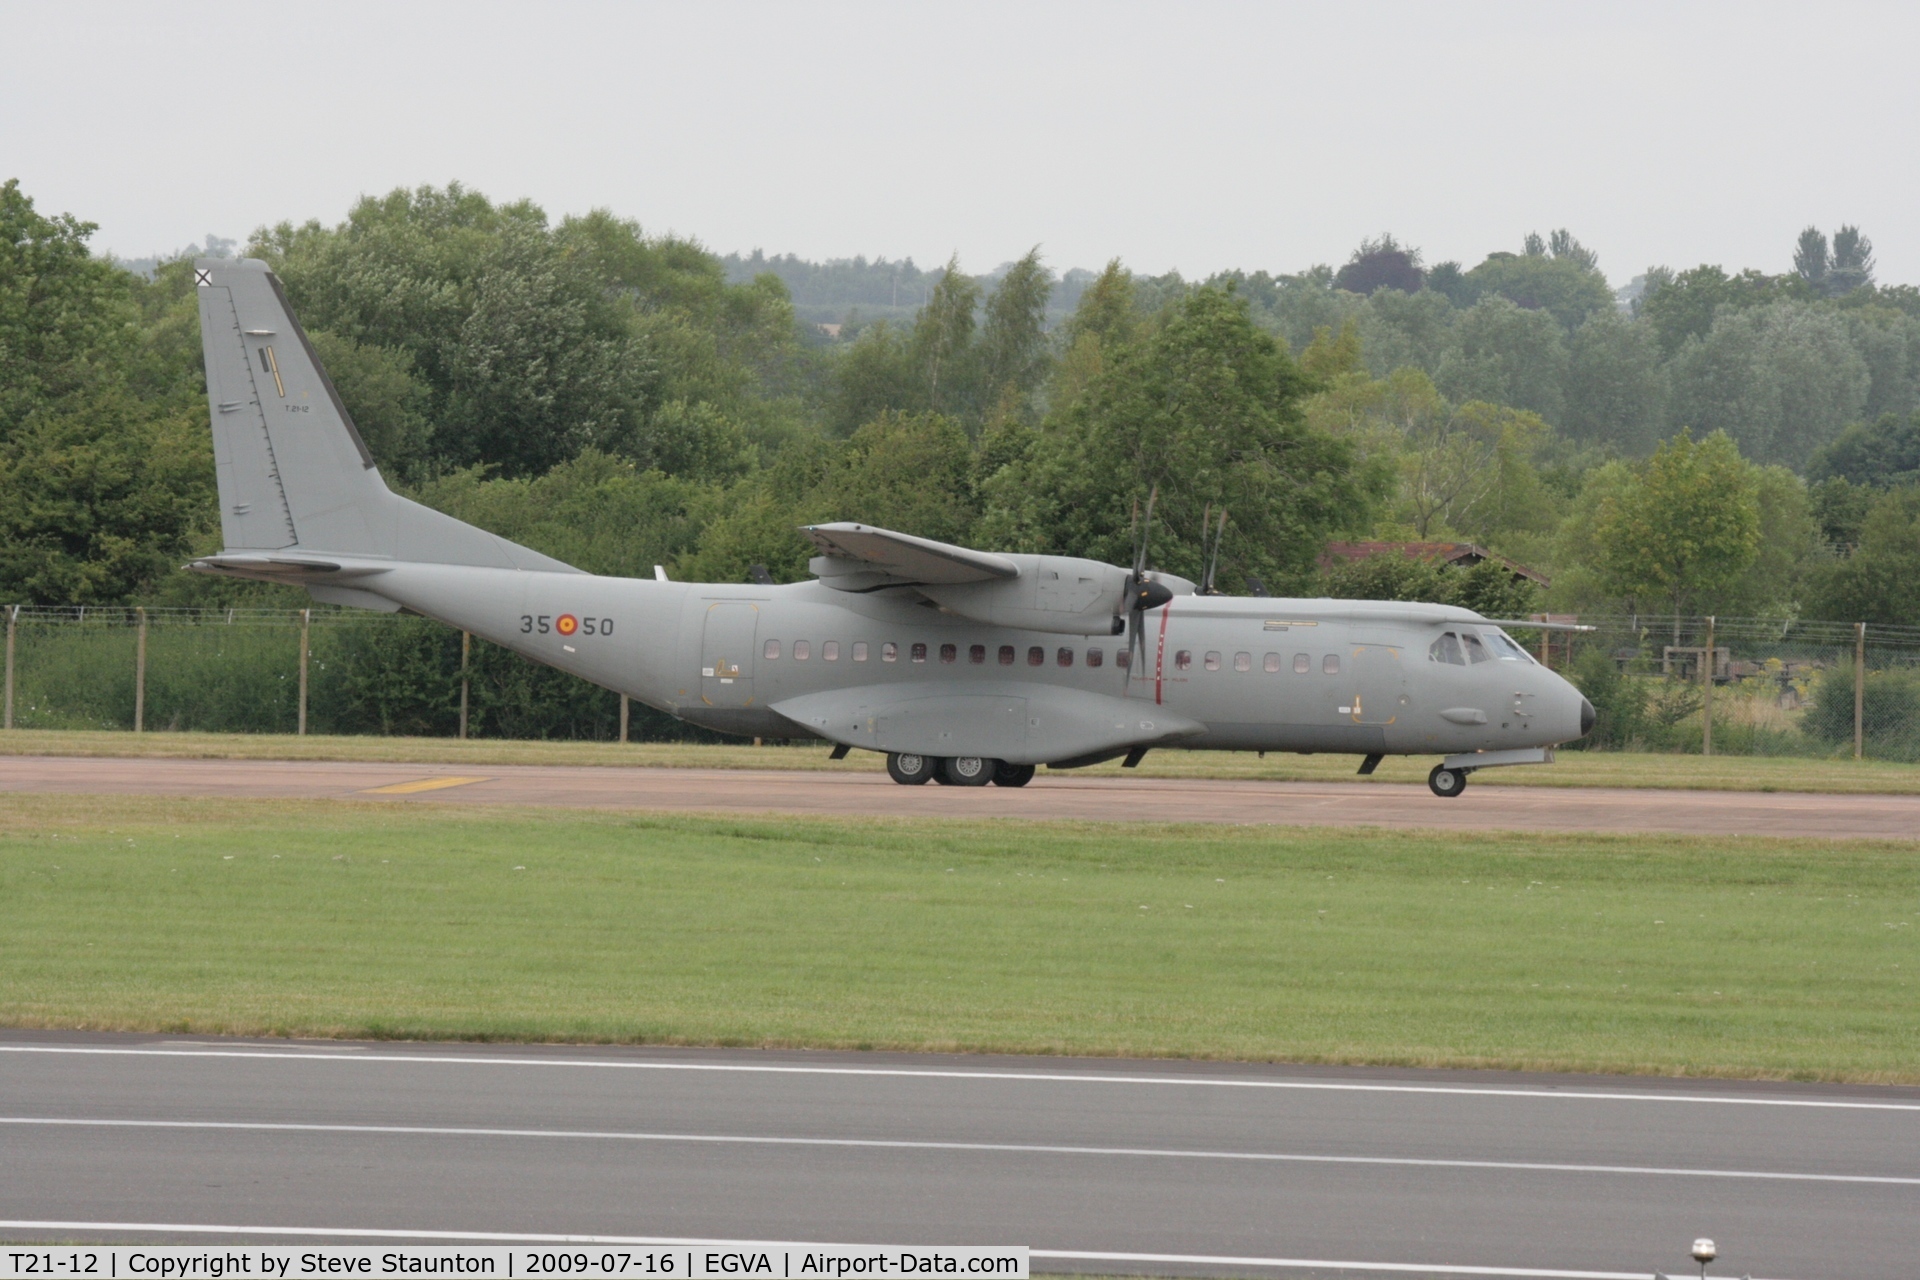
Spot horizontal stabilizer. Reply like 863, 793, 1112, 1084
801, 523, 1019, 588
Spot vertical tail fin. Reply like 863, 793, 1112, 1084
196, 257, 385, 553
194, 258, 577, 575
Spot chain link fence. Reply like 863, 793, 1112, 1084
1532, 614, 1920, 761
0, 605, 716, 743
4, 604, 1918, 757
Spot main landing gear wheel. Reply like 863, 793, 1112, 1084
887, 752, 935, 785
1428, 764, 1468, 798
992, 762, 1036, 788
943, 755, 997, 787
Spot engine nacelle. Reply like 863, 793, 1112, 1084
921, 555, 1133, 636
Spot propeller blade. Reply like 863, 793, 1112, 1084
1201, 508, 1227, 594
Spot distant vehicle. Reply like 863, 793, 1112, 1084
188, 258, 1593, 797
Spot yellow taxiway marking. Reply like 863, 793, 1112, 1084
359, 776, 491, 795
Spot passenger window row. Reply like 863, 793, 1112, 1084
1173, 650, 1341, 674
759, 639, 1351, 675
759, 640, 1131, 668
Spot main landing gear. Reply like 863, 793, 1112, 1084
1427, 763, 1469, 798
886, 753, 1034, 788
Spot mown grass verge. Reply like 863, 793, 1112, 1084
4, 729, 1920, 793
4, 794, 1917, 1082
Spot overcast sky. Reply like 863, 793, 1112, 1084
6, 1, 1915, 286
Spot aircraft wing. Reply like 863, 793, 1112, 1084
801, 523, 1019, 589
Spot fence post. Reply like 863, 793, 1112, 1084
4, 605, 16, 731
1854, 621, 1866, 761
459, 631, 470, 740
134, 607, 147, 734
620, 693, 630, 744
1700, 615, 1714, 758
298, 608, 310, 736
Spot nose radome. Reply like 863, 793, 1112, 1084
1579, 697, 1596, 736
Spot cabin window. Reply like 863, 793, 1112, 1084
1203, 651, 1221, 671
969, 644, 986, 664
1264, 652, 1281, 673
1429, 632, 1466, 665
998, 645, 1016, 665
1322, 653, 1341, 674
1486, 629, 1535, 662
1460, 633, 1492, 664
1086, 647, 1104, 668
939, 643, 957, 664
882, 642, 898, 662
1294, 653, 1310, 673
1234, 651, 1252, 672
1115, 649, 1131, 669
1027, 646, 1046, 667
911, 642, 928, 663
1175, 650, 1192, 670
852, 641, 868, 662
793, 640, 810, 661
1057, 647, 1074, 667
823, 641, 839, 661
763, 639, 781, 660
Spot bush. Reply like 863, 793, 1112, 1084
1563, 645, 1650, 750
1804, 666, 1920, 760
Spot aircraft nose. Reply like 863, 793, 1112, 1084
1579, 697, 1596, 736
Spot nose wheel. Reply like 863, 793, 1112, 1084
1428, 764, 1468, 798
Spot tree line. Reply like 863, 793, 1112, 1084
4, 177, 1917, 640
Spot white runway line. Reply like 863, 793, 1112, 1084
0, 1224, 1803, 1280
4, 1044, 1918, 1112
7, 1116, 1917, 1187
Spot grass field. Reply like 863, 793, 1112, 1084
5, 728, 1920, 793
4, 793, 1916, 1082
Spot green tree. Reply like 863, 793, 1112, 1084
1562, 311, 1665, 454
1809, 411, 1920, 488
1461, 232, 1614, 331
974, 249, 1053, 425
1806, 487, 1920, 625
1595, 430, 1761, 617
0, 392, 214, 604
1666, 301, 1869, 470
979, 285, 1378, 590
1435, 297, 1567, 423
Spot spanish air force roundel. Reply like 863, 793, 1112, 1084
556, 614, 579, 636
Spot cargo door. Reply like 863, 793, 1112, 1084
700, 602, 760, 707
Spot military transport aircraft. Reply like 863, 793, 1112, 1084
187, 258, 1593, 797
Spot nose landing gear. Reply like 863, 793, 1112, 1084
1428, 764, 1469, 797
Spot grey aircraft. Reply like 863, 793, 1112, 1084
188, 257, 1594, 796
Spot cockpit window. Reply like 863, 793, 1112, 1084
1486, 629, 1537, 662
1460, 632, 1492, 664
1429, 632, 1466, 666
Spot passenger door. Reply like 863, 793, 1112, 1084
700, 602, 760, 707
1348, 644, 1406, 725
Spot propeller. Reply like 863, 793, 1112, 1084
1119, 485, 1174, 688
1199, 505, 1228, 595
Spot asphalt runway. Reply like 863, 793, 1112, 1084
2, 1032, 1916, 1278
4, 754, 1920, 838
